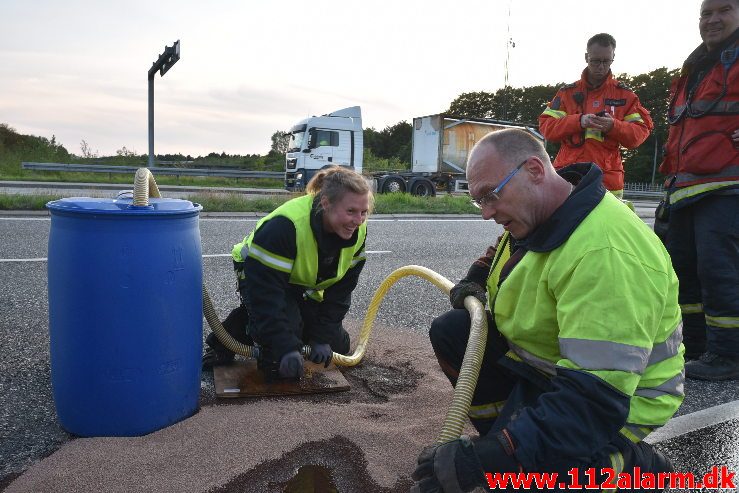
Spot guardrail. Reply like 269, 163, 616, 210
21, 162, 283, 179
624, 190, 662, 199
623, 182, 663, 200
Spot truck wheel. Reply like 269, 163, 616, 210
410, 180, 436, 197
381, 176, 406, 193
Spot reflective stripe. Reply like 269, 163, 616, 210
542, 107, 567, 119
634, 370, 685, 399
603, 451, 625, 492
246, 243, 293, 273
609, 189, 624, 199
559, 338, 650, 373
680, 303, 704, 315
673, 164, 739, 185
620, 424, 654, 443
351, 253, 366, 267
706, 315, 739, 329
468, 400, 506, 420
671, 180, 739, 203
507, 343, 557, 375
584, 128, 604, 142
624, 112, 644, 122
647, 322, 683, 366
237, 244, 248, 264
689, 99, 739, 114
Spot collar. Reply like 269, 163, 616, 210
683, 27, 739, 78
519, 163, 607, 253
580, 68, 614, 91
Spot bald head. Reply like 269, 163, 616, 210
467, 128, 552, 178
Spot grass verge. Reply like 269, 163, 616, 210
0, 194, 64, 210
0, 191, 479, 214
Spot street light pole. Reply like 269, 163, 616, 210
148, 40, 180, 167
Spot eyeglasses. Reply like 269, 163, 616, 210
588, 58, 613, 67
470, 158, 528, 209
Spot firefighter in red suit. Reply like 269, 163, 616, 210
539, 33, 653, 197
659, 0, 739, 380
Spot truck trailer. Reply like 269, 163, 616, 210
284, 107, 541, 195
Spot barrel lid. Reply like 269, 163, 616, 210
46, 197, 202, 216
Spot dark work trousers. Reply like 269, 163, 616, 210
429, 308, 672, 491
429, 308, 518, 436
666, 193, 739, 358
206, 287, 351, 358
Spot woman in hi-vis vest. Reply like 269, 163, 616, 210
203, 166, 372, 379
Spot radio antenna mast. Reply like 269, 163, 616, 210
502, 0, 514, 120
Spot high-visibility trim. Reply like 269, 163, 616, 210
673, 165, 739, 185
619, 424, 654, 443
245, 244, 293, 273
304, 288, 324, 302
351, 251, 366, 267
648, 322, 683, 366
624, 112, 644, 123
634, 370, 685, 399
232, 244, 247, 263
507, 342, 557, 375
467, 400, 507, 420
680, 303, 704, 315
486, 231, 512, 303
559, 337, 650, 373
670, 179, 739, 203
584, 128, 604, 141
542, 107, 567, 119
609, 189, 624, 199
603, 451, 625, 492
687, 99, 739, 114
706, 315, 739, 329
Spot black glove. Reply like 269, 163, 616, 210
278, 350, 304, 379
411, 436, 486, 493
449, 280, 487, 310
308, 341, 333, 367
411, 431, 521, 493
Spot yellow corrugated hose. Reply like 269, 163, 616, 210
132, 168, 161, 206
135, 168, 488, 443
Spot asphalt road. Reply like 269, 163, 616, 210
1, 206, 738, 490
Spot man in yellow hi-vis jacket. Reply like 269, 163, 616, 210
411, 129, 683, 493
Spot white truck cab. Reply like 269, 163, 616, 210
284, 106, 363, 190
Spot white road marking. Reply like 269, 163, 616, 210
645, 399, 739, 444
0, 216, 484, 222
2, 251, 394, 262
0, 217, 50, 220
0, 257, 48, 262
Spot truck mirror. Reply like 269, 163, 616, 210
302, 148, 311, 153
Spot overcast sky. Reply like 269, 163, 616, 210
0, 1, 702, 158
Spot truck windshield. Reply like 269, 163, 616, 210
287, 131, 305, 152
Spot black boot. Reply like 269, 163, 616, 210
202, 305, 251, 370
202, 346, 235, 369
685, 352, 739, 381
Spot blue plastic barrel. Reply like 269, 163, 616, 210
46, 196, 203, 436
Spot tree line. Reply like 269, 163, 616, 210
446, 67, 679, 183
